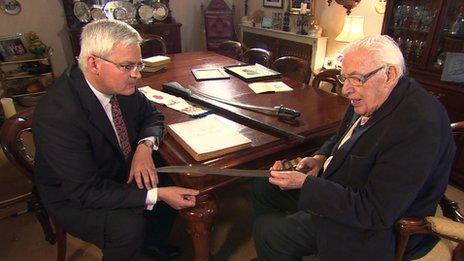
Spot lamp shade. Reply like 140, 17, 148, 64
335, 15, 365, 42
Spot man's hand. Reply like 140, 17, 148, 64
128, 143, 158, 189
295, 155, 326, 177
269, 170, 308, 190
158, 186, 200, 210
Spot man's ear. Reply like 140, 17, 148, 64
87, 56, 100, 75
385, 65, 399, 89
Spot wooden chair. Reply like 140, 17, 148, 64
0, 107, 66, 261
202, 0, 237, 51
216, 40, 244, 60
271, 56, 311, 84
395, 121, 464, 261
140, 34, 167, 58
241, 48, 272, 67
312, 68, 343, 96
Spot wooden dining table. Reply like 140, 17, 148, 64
139, 51, 349, 260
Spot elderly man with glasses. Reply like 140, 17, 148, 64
33, 20, 199, 260
252, 35, 456, 260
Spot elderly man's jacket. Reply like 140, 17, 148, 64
33, 65, 164, 247
298, 77, 455, 260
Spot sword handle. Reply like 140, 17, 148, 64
162, 82, 192, 100
275, 105, 301, 118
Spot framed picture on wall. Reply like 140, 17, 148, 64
0, 34, 30, 61
263, 0, 283, 9
290, 0, 311, 13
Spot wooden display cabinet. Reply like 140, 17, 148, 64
382, 0, 464, 122
382, 0, 464, 188
60, 0, 181, 58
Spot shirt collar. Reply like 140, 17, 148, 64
85, 77, 112, 108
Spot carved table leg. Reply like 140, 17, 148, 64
180, 194, 218, 261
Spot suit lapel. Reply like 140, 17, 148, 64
322, 77, 411, 179
66, 66, 123, 158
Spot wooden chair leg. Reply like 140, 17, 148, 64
28, 193, 56, 244
395, 233, 410, 261
53, 219, 67, 261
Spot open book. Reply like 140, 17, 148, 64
167, 116, 252, 161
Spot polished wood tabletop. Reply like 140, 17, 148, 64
139, 51, 348, 260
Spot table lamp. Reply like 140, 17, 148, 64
335, 15, 365, 43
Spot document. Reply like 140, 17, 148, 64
167, 116, 252, 161
248, 81, 293, 94
191, 68, 230, 80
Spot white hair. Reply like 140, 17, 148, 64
341, 35, 406, 78
78, 19, 142, 72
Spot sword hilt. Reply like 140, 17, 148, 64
162, 81, 192, 100
274, 105, 301, 118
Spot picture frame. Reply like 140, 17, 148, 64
290, 0, 312, 14
0, 34, 30, 61
441, 52, 464, 83
191, 68, 230, 81
224, 64, 281, 82
263, 0, 283, 9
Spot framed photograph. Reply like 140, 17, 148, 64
0, 34, 30, 61
191, 68, 230, 81
224, 64, 281, 82
263, 0, 283, 9
441, 52, 464, 83
290, 0, 311, 13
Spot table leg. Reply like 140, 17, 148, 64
180, 194, 218, 261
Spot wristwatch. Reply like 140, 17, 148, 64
139, 139, 155, 150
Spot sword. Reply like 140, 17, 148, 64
156, 165, 269, 177
187, 85, 300, 119
162, 82, 305, 142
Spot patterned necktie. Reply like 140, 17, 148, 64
110, 96, 132, 159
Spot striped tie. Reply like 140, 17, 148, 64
110, 96, 132, 159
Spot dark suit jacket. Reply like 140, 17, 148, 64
33, 65, 165, 247
298, 77, 455, 260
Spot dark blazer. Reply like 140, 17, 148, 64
298, 77, 455, 260
33, 65, 165, 247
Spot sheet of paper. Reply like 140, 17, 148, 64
248, 81, 293, 94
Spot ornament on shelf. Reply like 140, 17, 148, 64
28, 32, 46, 57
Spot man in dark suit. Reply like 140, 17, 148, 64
33, 20, 199, 260
253, 35, 456, 260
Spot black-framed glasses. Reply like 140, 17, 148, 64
93, 55, 145, 73
336, 65, 386, 86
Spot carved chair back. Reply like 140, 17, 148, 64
271, 56, 311, 84
140, 34, 168, 58
216, 40, 244, 60
312, 68, 343, 96
202, 0, 237, 51
0, 107, 67, 261
241, 48, 272, 67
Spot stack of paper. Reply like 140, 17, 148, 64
167, 116, 252, 161
142, 55, 171, 72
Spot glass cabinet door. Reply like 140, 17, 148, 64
428, 0, 464, 75
384, 0, 442, 69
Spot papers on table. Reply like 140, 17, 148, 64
248, 81, 293, 94
224, 63, 281, 81
139, 86, 210, 117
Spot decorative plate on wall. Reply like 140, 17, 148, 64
0, 0, 22, 15
103, 1, 136, 21
73, 1, 91, 23
152, 2, 168, 21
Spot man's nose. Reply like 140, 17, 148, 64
130, 68, 142, 79
341, 81, 353, 96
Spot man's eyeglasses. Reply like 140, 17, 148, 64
93, 55, 145, 73
336, 65, 386, 87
